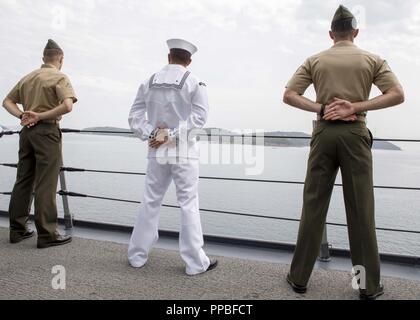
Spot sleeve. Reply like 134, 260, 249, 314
6, 82, 22, 104
168, 81, 209, 140
128, 84, 155, 141
373, 59, 401, 93
56, 76, 78, 103
285, 59, 313, 94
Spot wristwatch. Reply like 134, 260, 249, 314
148, 128, 158, 140
319, 104, 326, 118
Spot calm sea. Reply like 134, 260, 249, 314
1, 133, 419, 256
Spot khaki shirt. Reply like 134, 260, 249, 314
7, 64, 77, 120
286, 41, 400, 116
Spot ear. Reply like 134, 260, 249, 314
329, 31, 335, 40
42, 57, 46, 63
353, 29, 359, 38
186, 58, 192, 67
168, 53, 171, 64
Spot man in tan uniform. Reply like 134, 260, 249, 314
2, 39, 77, 248
283, 6, 404, 299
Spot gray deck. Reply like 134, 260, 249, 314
1, 228, 420, 300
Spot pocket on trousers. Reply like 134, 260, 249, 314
310, 126, 326, 147
36, 127, 61, 143
350, 128, 373, 149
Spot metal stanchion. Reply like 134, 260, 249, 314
318, 225, 331, 262
59, 170, 73, 231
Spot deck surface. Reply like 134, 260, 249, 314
1, 227, 419, 300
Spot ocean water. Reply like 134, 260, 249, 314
0, 133, 419, 256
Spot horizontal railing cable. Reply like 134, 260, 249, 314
61, 167, 146, 176
0, 130, 20, 138
52, 191, 420, 234
1, 189, 420, 234
59, 129, 420, 142
2, 128, 420, 142
56, 190, 302, 223
2, 163, 420, 191
2, 128, 420, 237
51, 191, 420, 234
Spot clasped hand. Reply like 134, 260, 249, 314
149, 127, 170, 149
323, 98, 358, 122
20, 111, 41, 128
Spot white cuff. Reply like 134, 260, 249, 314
168, 128, 178, 142
145, 125, 157, 140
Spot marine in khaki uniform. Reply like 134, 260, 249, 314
283, 6, 405, 299
2, 39, 77, 248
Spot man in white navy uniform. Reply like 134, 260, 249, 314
127, 39, 218, 275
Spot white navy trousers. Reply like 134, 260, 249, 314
128, 158, 210, 275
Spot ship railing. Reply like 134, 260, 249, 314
1, 127, 420, 263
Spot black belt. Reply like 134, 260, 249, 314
317, 114, 366, 123
38, 119, 59, 125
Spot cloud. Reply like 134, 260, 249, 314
72, 73, 133, 94
0, 0, 419, 138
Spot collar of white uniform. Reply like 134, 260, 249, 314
150, 64, 191, 88
333, 40, 356, 48
165, 63, 188, 70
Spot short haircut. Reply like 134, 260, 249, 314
331, 18, 356, 38
43, 48, 64, 61
169, 48, 191, 64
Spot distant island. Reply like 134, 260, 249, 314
82, 126, 401, 151
82, 126, 132, 137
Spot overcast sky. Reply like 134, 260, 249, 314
0, 0, 419, 138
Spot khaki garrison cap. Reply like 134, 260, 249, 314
44, 39, 62, 51
331, 5, 357, 30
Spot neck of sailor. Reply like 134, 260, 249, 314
167, 54, 191, 68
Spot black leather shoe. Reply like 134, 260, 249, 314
37, 235, 72, 249
206, 259, 218, 272
359, 284, 384, 300
10, 230, 35, 244
287, 273, 307, 294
